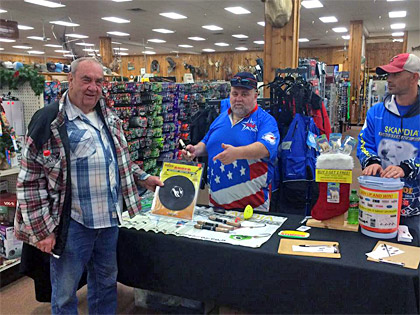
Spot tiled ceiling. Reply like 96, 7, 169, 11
0, 0, 418, 59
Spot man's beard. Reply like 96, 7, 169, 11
231, 104, 249, 118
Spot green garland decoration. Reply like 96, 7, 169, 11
0, 66, 45, 96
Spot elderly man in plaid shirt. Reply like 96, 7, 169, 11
14, 57, 163, 314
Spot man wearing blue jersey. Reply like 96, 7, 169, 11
357, 53, 420, 221
183, 72, 280, 211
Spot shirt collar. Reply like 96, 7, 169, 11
65, 93, 86, 121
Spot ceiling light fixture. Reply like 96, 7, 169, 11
145, 46, 154, 49
257, 21, 265, 27
101, 17, 130, 23
390, 23, 406, 29
27, 36, 50, 41
159, 12, 187, 19
13, 45, 33, 49
148, 38, 166, 43
342, 35, 350, 40
115, 51, 128, 55
388, 11, 407, 18
392, 32, 404, 36
188, 36, 205, 41
235, 47, 248, 51
224, 7, 251, 14
0, 38, 16, 42
332, 27, 348, 33
298, 38, 310, 42
232, 34, 248, 38
44, 44, 62, 47
88, 53, 101, 56
215, 42, 229, 46
0, 9, 7, 13
24, 0, 65, 8
63, 54, 76, 57
66, 33, 88, 38
54, 49, 70, 53
28, 50, 45, 54
113, 47, 128, 50
17, 25, 34, 30
387, 0, 404, 2
152, 28, 175, 33
319, 16, 338, 23
253, 40, 264, 45
393, 38, 403, 42
112, 0, 132, 2
0, 48, 4, 50
202, 25, 223, 31
111, 41, 121, 44
142, 51, 156, 55
301, 0, 323, 9
178, 44, 193, 48
83, 48, 99, 52
202, 48, 216, 52
50, 21, 79, 27
75, 42, 95, 46
106, 31, 129, 36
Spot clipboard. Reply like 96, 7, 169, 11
367, 241, 420, 270
278, 239, 341, 258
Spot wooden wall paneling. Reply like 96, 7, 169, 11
402, 32, 408, 53
348, 20, 363, 124
365, 42, 403, 70
99, 37, 112, 67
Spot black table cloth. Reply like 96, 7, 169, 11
117, 212, 420, 314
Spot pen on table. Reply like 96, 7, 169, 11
197, 221, 234, 231
208, 215, 241, 227
378, 259, 405, 267
383, 244, 391, 257
194, 224, 230, 233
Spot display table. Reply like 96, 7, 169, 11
117, 211, 420, 314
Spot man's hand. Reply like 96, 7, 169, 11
362, 164, 383, 176
181, 144, 196, 161
36, 233, 56, 254
139, 176, 164, 192
213, 143, 238, 165
380, 165, 405, 178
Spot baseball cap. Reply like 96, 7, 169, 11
376, 53, 420, 75
231, 72, 258, 90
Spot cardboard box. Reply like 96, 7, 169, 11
0, 225, 22, 259
0, 193, 17, 225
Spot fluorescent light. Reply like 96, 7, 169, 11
24, 0, 65, 8
88, 53, 101, 56
392, 32, 404, 37
332, 27, 348, 33
111, 41, 121, 44
178, 44, 193, 48
301, 0, 323, 8
13, 45, 33, 49
215, 42, 229, 46
115, 51, 128, 55
83, 49, 99, 52
50, 21, 79, 27
159, 12, 187, 19
393, 38, 403, 42
142, 51, 155, 55
389, 11, 407, 18
257, 21, 265, 27
75, 42, 95, 46
387, 0, 404, 2
202, 25, 223, 31
27, 36, 50, 41
28, 50, 45, 54
253, 40, 264, 45
101, 17, 130, 23
0, 48, 4, 50
17, 25, 34, 30
0, 38, 16, 42
202, 48, 215, 52
235, 47, 248, 51
66, 33, 88, 39
145, 46, 154, 49
391, 23, 406, 29
113, 47, 128, 50
107, 31, 129, 36
63, 54, 76, 57
188, 36, 205, 41
152, 28, 175, 33
342, 35, 350, 40
0, 9, 7, 13
44, 44, 62, 47
319, 16, 338, 23
54, 49, 70, 53
171, 50, 179, 53
299, 38, 310, 42
112, 0, 132, 2
232, 34, 248, 38
224, 7, 251, 14
148, 38, 166, 43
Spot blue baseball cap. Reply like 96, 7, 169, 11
231, 72, 258, 90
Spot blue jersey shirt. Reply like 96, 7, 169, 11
202, 105, 280, 211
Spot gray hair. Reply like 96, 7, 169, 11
70, 57, 103, 75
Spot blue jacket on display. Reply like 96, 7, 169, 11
357, 88, 420, 217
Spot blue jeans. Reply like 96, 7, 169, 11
50, 219, 119, 314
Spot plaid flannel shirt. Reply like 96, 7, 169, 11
15, 93, 146, 245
